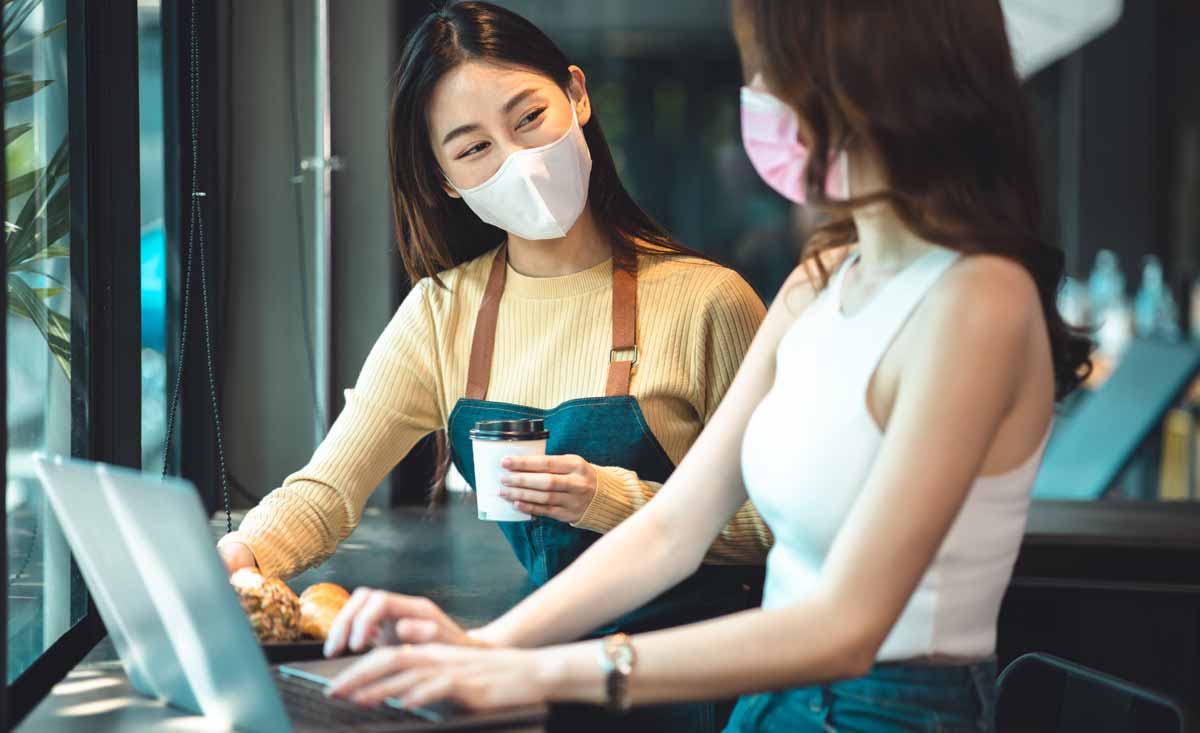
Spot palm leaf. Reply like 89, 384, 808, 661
5, 122, 31, 145
7, 274, 70, 378
6, 167, 37, 199
4, 73, 52, 103
3, 19, 64, 58
9, 261, 63, 283
3, 0, 41, 44
20, 242, 67, 262
7, 172, 67, 267
45, 137, 67, 180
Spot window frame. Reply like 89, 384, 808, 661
4, 0, 143, 726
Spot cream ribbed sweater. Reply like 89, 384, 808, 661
220, 248, 772, 579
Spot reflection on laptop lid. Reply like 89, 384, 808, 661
33, 456, 546, 732
31, 455, 198, 710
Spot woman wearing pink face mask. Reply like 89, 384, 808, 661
322, 1, 1092, 731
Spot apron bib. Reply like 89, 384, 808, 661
446, 247, 762, 731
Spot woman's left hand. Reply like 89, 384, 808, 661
327, 644, 560, 712
498, 454, 598, 524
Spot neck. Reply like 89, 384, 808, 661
505, 204, 612, 277
848, 154, 936, 275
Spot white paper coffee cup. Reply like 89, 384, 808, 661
469, 419, 549, 522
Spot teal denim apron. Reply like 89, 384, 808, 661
447, 247, 762, 732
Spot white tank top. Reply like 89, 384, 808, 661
741, 246, 1049, 661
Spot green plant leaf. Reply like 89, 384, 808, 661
6, 167, 38, 199
6, 167, 48, 260
3, 19, 64, 58
7, 172, 67, 267
45, 137, 67, 180
30, 286, 62, 299
5, 122, 31, 145
22, 242, 67, 262
7, 273, 71, 379
8, 262, 63, 284
4, 73, 53, 103
3, 0, 43, 45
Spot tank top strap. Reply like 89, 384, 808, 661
839, 246, 962, 385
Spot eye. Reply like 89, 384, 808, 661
516, 107, 546, 129
455, 141, 490, 160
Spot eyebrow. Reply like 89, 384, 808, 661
441, 123, 480, 147
439, 88, 541, 147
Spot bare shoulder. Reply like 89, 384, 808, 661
922, 253, 1041, 345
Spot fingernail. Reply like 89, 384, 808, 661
501, 457, 512, 468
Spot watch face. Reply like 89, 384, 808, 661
612, 643, 635, 674
605, 634, 636, 675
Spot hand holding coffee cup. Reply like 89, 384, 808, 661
498, 454, 598, 524
470, 419, 599, 523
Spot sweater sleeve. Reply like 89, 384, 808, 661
218, 281, 445, 579
573, 268, 773, 564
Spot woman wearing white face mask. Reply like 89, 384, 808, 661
217, 2, 769, 730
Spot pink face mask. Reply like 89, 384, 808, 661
740, 85, 849, 204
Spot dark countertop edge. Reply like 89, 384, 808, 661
1022, 500, 1200, 550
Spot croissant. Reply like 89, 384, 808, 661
299, 582, 351, 641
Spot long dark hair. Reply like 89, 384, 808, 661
734, 0, 1092, 399
388, 0, 699, 286
389, 1, 705, 500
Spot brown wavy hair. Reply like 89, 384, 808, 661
734, 0, 1092, 399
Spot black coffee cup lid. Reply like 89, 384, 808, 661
469, 419, 548, 441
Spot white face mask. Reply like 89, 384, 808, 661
449, 100, 592, 241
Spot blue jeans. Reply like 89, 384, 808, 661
724, 658, 997, 733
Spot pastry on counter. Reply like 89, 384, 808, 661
298, 582, 351, 641
230, 568, 302, 643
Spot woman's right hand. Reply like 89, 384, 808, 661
323, 588, 492, 658
218, 541, 258, 576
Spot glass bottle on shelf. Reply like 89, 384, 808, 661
1057, 276, 1089, 331
1087, 249, 1131, 386
1134, 255, 1182, 342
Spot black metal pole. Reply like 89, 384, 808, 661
67, 0, 142, 467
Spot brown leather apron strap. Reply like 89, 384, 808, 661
464, 245, 639, 401
605, 251, 638, 397
464, 246, 509, 400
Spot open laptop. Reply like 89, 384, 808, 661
33, 455, 545, 732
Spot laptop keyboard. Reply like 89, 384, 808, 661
274, 670, 432, 731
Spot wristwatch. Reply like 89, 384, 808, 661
597, 633, 637, 713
